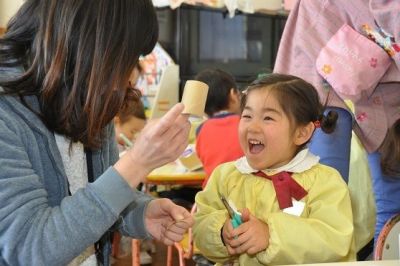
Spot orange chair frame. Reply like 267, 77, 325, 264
166, 204, 197, 266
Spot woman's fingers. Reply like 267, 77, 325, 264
127, 106, 190, 171
163, 229, 185, 243
161, 199, 194, 226
115, 104, 190, 187
171, 124, 190, 154
161, 220, 191, 244
155, 115, 190, 144
161, 237, 175, 246
155, 199, 194, 244
169, 219, 193, 231
151, 103, 185, 137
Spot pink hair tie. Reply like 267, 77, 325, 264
314, 120, 321, 128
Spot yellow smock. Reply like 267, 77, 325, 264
194, 162, 356, 265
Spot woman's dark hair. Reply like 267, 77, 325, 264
194, 68, 238, 117
380, 120, 400, 178
241, 74, 338, 145
0, 0, 158, 148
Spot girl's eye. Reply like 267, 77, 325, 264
264, 116, 273, 121
241, 114, 251, 119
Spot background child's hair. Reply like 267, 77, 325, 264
241, 73, 338, 135
380, 120, 400, 178
117, 87, 146, 124
194, 68, 238, 117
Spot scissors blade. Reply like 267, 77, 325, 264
221, 195, 235, 219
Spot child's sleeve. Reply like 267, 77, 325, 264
193, 168, 234, 264
256, 167, 356, 264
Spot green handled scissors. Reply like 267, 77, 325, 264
221, 195, 242, 228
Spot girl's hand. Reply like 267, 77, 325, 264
145, 198, 194, 245
221, 216, 236, 254
114, 103, 190, 187
223, 208, 270, 255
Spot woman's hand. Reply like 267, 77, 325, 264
114, 103, 190, 187
222, 208, 269, 255
145, 198, 194, 245
130, 103, 190, 170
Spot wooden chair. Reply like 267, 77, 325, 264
112, 233, 149, 266
166, 204, 198, 266
132, 239, 141, 266
111, 232, 122, 258
374, 214, 400, 260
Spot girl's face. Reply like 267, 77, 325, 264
115, 116, 146, 145
238, 89, 299, 170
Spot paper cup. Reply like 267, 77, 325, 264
181, 80, 209, 117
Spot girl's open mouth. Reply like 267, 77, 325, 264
249, 139, 264, 154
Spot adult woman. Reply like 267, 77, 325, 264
0, 0, 193, 265
274, 0, 400, 256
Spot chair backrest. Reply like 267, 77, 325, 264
374, 214, 400, 260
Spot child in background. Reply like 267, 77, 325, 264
194, 74, 355, 265
195, 69, 244, 187
114, 66, 146, 152
114, 95, 146, 151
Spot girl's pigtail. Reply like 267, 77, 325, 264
380, 119, 400, 178
319, 110, 338, 134
318, 90, 338, 134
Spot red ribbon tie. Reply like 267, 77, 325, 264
254, 171, 308, 209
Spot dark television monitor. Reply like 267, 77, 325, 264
156, 6, 287, 87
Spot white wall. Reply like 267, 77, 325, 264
0, 0, 24, 27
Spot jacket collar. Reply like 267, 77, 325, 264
235, 148, 320, 175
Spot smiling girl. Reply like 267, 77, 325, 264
193, 74, 355, 265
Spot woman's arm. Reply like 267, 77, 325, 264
0, 103, 191, 265
0, 117, 141, 265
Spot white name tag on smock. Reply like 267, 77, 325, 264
283, 199, 305, 216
